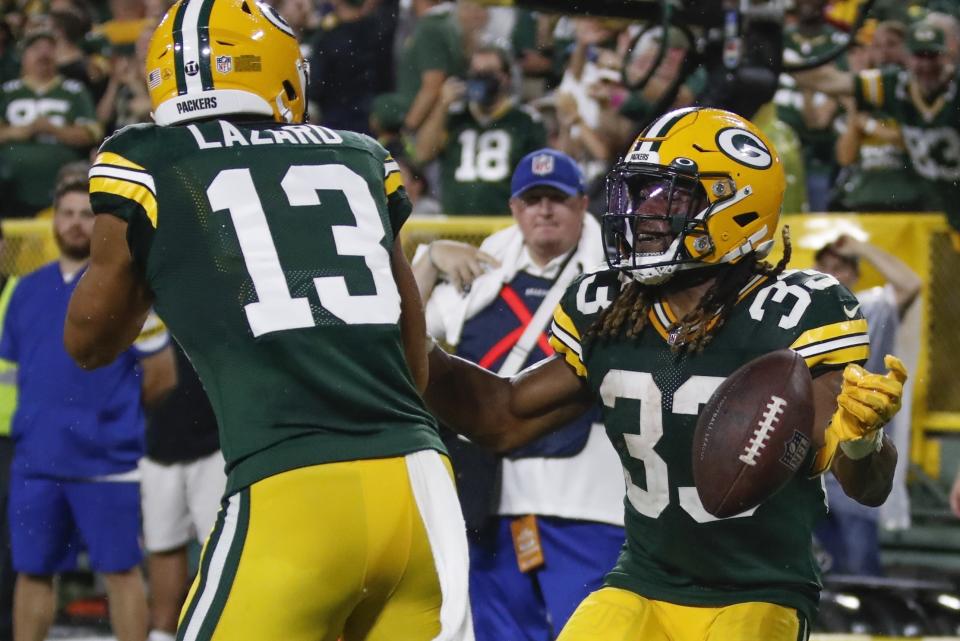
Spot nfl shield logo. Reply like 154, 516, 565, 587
216, 55, 233, 74
531, 153, 554, 176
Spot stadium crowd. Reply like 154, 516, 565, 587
0, 0, 958, 640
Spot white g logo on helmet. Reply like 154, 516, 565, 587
715, 128, 772, 169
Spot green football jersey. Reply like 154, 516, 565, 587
776, 26, 848, 175
89, 120, 444, 494
440, 103, 547, 216
549, 268, 870, 623
856, 68, 960, 222
0, 77, 98, 215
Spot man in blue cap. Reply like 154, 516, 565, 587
413, 148, 625, 641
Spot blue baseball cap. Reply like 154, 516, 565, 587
510, 149, 586, 199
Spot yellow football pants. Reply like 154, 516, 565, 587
177, 451, 473, 641
557, 587, 807, 641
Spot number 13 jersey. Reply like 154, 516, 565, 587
548, 268, 870, 623
90, 120, 443, 495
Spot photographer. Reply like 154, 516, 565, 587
415, 44, 546, 216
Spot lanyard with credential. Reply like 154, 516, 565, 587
497, 249, 580, 377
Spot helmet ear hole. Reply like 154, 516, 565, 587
241, 1, 252, 14
733, 212, 759, 227
282, 80, 297, 101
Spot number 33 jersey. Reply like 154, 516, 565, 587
548, 268, 870, 622
90, 120, 443, 495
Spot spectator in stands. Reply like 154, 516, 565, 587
50, 3, 107, 101
309, 0, 391, 135
392, 0, 465, 132
392, 150, 440, 215
795, 21, 960, 239
870, 20, 909, 69
0, 177, 176, 641
832, 31, 924, 212
141, 343, 224, 641
776, 0, 845, 212
415, 45, 546, 215
925, 12, 960, 64
0, 20, 17, 84
814, 234, 921, 574
93, 0, 149, 54
0, 231, 17, 641
412, 149, 624, 641
0, 29, 100, 218
554, 48, 636, 181
96, 26, 152, 133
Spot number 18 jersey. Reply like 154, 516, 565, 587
549, 268, 870, 623
89, 120, 443, 495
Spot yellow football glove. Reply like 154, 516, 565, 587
811, 355, 907, 476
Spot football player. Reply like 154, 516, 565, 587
63, 2, 472, 640
426, 107, 906, 640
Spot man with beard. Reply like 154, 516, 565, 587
0, 177, 176, 641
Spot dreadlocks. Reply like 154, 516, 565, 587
585, 226, 793, 352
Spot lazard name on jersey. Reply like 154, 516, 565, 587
548, 268, 870, 623
186, 120, 345, 148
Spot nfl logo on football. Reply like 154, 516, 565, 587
216, 56, 233, 74
532, 154, 554, 176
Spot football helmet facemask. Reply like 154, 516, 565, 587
146, 0, 308, 126
603, 107, 786, 285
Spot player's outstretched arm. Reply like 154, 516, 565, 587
65, 215, 153, 369
810, 357, 904, 506
424, 349, 594, 453
393, 242, 430, 393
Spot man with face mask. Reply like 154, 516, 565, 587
415, 45, 547, 215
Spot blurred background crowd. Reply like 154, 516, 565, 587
2, 0, 960, 639
3, 0, 960, 223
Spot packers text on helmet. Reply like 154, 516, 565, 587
146, 0, 308, 126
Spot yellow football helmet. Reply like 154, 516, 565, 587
145, 0, 308, 126
603, 107, 786, 284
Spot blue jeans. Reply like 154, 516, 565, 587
469, 516, 625, 641
815, 510, 882, 576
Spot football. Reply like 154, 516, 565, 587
692, 349, 815, 519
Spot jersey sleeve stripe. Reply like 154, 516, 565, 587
384, 160, 401, 176
552, 305, 581, 341
859, 69, 883, 107
385, 171, 403, 197
550, 320, 582, 359
93, 152, 146, 172
548, 334, 587, 378
89, 177, 159, 227
790, 319, 868, 349
793, 333, 869, 358
798, 344, 870, 369
89, 166, 157, 195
